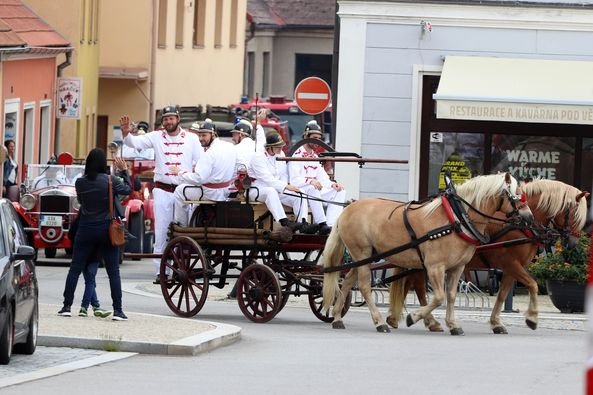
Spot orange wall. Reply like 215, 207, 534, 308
3, 57, 57, 164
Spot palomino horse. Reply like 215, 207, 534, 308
387, 179, 589, 334
321, 173, 533, 334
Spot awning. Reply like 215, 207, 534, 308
99, 66, 148, 80
433, 56, 593, 125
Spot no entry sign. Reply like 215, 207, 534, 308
294, 77, 331, 115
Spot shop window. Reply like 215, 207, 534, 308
581, 138, 593, 194
491, 134, 575, 183
427, 132, 484, 196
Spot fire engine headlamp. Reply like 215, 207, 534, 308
72, 198, 81, 211
20, 194, 36, 210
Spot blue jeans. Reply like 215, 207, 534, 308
62, 220, 123, 311
81, 259, 100, 309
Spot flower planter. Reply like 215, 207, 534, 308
545, 279, 585, 313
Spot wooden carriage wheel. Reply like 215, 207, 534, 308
160, 236, 210, 317
236, 264, 282, 323
308, 279, 352, 323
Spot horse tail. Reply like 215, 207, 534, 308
322, 219, 345, 312
389, 272, 407, 323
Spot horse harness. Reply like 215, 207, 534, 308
324, 181, 527, 281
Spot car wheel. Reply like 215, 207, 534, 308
45, 248, 57, 259
14, 300, 38, 355
0, 307, 14, 364
125, 211, 144, 256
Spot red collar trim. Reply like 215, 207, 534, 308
441, 195, 481, 246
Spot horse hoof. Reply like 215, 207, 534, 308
526, 319, 537, 330
386, 316, 399, 329
376, 324, 391, 333
406, 314, 415, 327
428, 324, 444, 333
332, 321, 346, 329
492, 326, 508, 335
450, 328, 465, 336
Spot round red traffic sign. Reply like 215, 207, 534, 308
294, 77, 331, 115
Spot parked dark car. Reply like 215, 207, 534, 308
0, 198, 38, 364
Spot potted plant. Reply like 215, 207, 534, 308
527, 232, 590, 313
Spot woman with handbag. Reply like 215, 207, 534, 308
58, 148, 132, 321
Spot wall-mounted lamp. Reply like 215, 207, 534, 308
421, 20, 433, 33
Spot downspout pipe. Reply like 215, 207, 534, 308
150, 0, 158, 127
55, 49, 72, 156
331, 0, 340, 147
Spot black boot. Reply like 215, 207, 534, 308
299, 219, 319, 235
318, 222, 332, 236
279, 218, 301, 232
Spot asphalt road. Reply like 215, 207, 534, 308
2, 255, 586, 395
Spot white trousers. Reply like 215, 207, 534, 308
173, 184, 229, 227
279, 192, 308, 222
247, 186, 287, 222
321, 187, 346, 226
152, 188, 175, 274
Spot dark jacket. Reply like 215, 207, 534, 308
3, 158, 17, 186
76, 172, 132, 224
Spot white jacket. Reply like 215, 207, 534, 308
179, 138, 236, 186
123, 128, 201, 185
288, 146, 332, 189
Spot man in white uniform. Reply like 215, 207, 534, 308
172, 120, 237, 226
231, 121, 300, 230
120, 106, 201, 282
288, 120, 346, 235
264, 132, 321, 234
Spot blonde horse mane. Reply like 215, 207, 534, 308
422, 173, 515, 218
522, 179, 588, 231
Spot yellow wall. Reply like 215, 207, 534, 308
23, 0, 100, 158
154, 0, 246, 109
98, 0, 153, 135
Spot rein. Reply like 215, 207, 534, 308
323, 187, 528, 275
282, 191, 351, 207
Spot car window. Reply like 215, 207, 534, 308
0, 205, 7, 257
2, 203, 25, 252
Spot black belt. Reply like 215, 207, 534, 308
154, 181, 178, 193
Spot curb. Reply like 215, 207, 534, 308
39, 311, 242, 356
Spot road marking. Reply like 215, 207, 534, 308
0, 352, 136, 388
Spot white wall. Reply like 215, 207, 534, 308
338, 1, 593, 200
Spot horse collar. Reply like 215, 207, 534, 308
441, 194, 486, 245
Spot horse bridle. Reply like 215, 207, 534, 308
496, 187, 527, 220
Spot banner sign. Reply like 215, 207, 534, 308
56, 77, 82, 119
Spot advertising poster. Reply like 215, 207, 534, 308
56, 77, 82, 119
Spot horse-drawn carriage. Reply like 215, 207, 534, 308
150, 140, 588, 334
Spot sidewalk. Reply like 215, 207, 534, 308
38, 304, 241, 356
38, 282, 586, 358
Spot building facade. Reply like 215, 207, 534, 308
24, 0, 99, 158
335, 0, 593, 200
99, 0, 247, 143
1, 0, 70, 167
245, 0, 335, 100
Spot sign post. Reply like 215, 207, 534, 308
294, 77, 331, 115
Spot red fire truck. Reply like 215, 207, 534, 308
231, 95, 332, 146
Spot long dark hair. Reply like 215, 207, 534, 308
84, 148, 108, 180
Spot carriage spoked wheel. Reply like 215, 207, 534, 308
308, 279, 352, 323
160, 236, 210, 317
236, 264, 282, 323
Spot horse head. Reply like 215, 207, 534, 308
497, 172, 534, 225
523, 180, 589, 248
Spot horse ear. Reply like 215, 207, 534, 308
576, 191, 590, 202
504, 172, 512, 184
